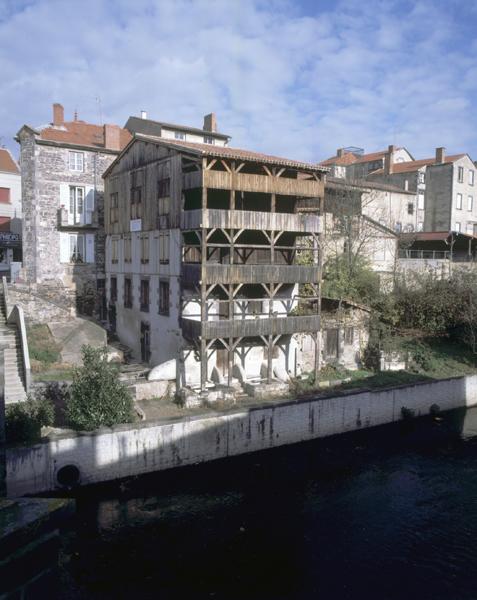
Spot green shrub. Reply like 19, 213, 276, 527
5, 395, 54, 444
27, 324, 61, 365
66, 345, 134, 430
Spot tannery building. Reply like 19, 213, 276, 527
103, 134, 327, 398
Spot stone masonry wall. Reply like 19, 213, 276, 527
8, 283, 75, 324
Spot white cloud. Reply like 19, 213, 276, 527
0, 0, 476, 162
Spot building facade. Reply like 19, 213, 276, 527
320, 145, 414, 180
104, 136, 326, 395
0, 148, 22, 276
16, 103, 130, 313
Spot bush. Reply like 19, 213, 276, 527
66, 345, 134, 430
5, 395, 54, 444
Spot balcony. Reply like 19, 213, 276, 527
58, 207, 98, 229
181, 209, 321, 233
182, 263, 321, 285
181, 314, 320, 340
182, 170, 323, 197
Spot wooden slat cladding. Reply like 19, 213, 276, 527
181, 314, 321, 340
181, 208, 322, 233
203, 170, 323, 197
104, 141, 182, 234
182, 264, 321, 285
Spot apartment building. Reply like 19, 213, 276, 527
368, 147, 477, 233
320, 145, 413, 179
16, 103, 131, 312
0, 148, 22, 275
103, 135, 326, 397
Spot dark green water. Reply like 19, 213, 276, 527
60, 406, 477, 599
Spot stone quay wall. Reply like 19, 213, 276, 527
7, 374, 477, 496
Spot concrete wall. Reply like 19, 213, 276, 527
7, 374, 477, 496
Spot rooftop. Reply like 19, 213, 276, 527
0, 148, 19, 174
125, 115, 231, 141
35, 121, 131, 151
132, 134, 329, 171
370, 154, 466, 175
320, 147, 404, 167
326, 176, 415, 195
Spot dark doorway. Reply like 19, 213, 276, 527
141, 322, 151, 363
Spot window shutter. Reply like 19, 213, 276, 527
60, 233, 70, 263
59, 184, 72, 224
85, 188, 95, 224
86, 234, 95, 263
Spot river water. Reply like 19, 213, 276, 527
59, 406, 477, 599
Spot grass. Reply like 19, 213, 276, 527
27, 324, 61, 366
292, 336, 477, 398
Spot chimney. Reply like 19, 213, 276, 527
384, 144, 395, 175
337, 148, 344, 157
52, 103, 64, 126
140, 110, 147, 120
203, 113, 217, 133
436, 147, 445, 164
104, 124, 121, 151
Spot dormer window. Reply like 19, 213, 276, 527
204, 136, 215, 145
69, 151, 84, 172
174, 131, 185, 140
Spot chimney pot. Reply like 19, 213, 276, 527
436, 147, 445, 164
52, 103, 64, 126
203, 113, 217, 133
104, 124, 121, 152
384, 146, 394, 175
141, 110, 147, 120
388, 144, 396, 153
337, 148, 344, 157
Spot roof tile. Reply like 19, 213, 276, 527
38, 121, 131, 151
0, 148, 20, 174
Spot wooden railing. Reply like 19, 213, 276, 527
204, 170, 322, 197
181, 314, 320, 340
181, 209, 321, 233
182, 264, 321, 285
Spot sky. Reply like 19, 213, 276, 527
1, 0, 477, 163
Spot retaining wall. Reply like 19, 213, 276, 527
7, 375, 477, 496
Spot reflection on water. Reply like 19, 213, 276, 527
61, 406, 477, 599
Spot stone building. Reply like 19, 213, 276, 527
320, 145, 414, 180
16, 103, 131, 314
368, 146, 477, 234
0, 148, 22, 277
103, 134, 326, 399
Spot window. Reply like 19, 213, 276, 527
467, 224, 474, 235
111, 238, 118, 263
458, 166, 464, 183
110, 192, 119, 224
470, 170, 475, 186
457, 193, 463, 210
455, 222, 461, 233
395, 222, 402, 233
124, 277, 133, 308
158, 177, 170, 199
344, 327, 354, 345
141, 234, 149, 264
325, 328, 339, 358
158, 178, 171, 228
418, 193, 425, 210
174, 131, 185, 140
70, 234, 85, 263
407, 202, 414, 215
468, 195, 473, 212
204, 136, 215, 145
124, 235, 132, 263
159, 232, 169, 264
418, 172, 425, 184
130, 171, 142, 220
69, 186, 84, 221
418, 222, 423, 231
0, 188, 10, 203
159, 280, 169, 315
140, 279, 150, 312
110, 277, 117, 303
69, 151, 84, 172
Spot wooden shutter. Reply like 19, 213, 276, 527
86, 234, 95, 263
59, 232, 70, 263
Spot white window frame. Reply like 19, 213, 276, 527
470, 170, 475, 186
174, 131, 185, 140
417, 222, 423, 231
204, 136, 215, 145
417, 193, 424, 210
69, 233, 85, 263
456, 193, 463, 210
69, 186, 84, 223
468, 195, 473, 212
455, 222, 461, 233
159, 232, 169, 264
69, 151, 84, 172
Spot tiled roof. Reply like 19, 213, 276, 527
326, 176, 415, 195
125, 116, 231, 140
320, 148, 403, 167
370, 155, 466, 175
37, 121, 131, 151
0, 148, 20, 174
137, 135, 329, 171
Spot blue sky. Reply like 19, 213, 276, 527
1, 0, 477, 163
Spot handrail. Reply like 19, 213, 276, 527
2, 276, 31, 394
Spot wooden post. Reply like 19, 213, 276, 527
267, 334, 273, 383
200, 178, 208, 392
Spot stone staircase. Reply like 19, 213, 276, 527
0, 289, 27, 403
